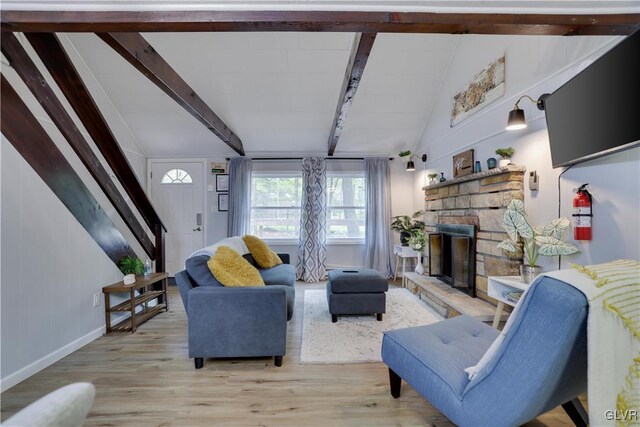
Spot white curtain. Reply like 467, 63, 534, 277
364, 158, 394, 277
227, 157, 252, 237
296, 157, 327, 282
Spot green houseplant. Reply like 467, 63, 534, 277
408, 229, 427, 274
497, 200, 579, 283
427, 173, 439, 185
391, 210, 425, 246
495, 147, 515, 167
118, 256, 144, 284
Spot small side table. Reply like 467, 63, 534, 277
393, 244, 421, 286
487, 276, 530, 328
103, 272, 169, 333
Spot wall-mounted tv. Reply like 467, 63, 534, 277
544, 30, 639, 168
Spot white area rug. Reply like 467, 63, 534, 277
300, 288, 442, 364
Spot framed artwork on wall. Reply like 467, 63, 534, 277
450, 55, 505, 127
211, 161, 227, 174
216, 174, 229, 192
218, 193, 229, 212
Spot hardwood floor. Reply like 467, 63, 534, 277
1, 283, 579, 426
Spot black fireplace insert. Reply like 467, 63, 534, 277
428, 224, 476, 297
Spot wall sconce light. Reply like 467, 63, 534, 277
506, 93, 550, 131
406, 154, 427, 171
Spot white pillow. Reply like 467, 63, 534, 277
464, 285, 532, 380
189, 236, 249, 259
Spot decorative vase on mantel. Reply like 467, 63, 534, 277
499, 159, 511, 168
520, 264, 543, 284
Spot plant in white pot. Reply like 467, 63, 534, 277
495, 147, 515, 168
497, 200, 579, 283
118, 256, 144, 285
408, 229, 427, 274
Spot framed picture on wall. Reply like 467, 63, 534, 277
218, 194, 229, 212
216, 174, 229, 192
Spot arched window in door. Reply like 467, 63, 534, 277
161, 168, 193, 184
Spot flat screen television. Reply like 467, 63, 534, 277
544, 30, 640, 168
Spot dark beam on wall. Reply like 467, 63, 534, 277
328, 33, 376, 156
2, 11, 639, 35
1, 32, 156, 259
24, 32, 166, 233
97, 32, 245, 156
1, 74, 137, 265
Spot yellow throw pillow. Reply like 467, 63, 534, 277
207, 246, 265, 287
242, 235, 283, 269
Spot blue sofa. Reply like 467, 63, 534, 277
382, 276, 588, 426
176, 252, 295, 369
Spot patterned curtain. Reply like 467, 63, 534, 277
227, 157, 252, 237
364, 158, 394, 277
296, 157, 327, 282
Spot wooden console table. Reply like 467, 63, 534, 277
103, 272, 168, 333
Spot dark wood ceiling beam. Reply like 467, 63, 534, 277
2, 11, 639, 35
24, 32, 166, 232
1, 74, 137, 265
1, 32, 156, 258
328, 33, 376, 156
97, 32, 244, 155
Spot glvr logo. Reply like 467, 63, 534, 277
605, 410, 638, 421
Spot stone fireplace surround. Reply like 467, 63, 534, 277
422, 165, 526, 305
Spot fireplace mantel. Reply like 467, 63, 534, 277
422, 165, 526, 191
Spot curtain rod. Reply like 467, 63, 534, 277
226, 157, 394, 161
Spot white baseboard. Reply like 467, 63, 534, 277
0, 326, 104, 393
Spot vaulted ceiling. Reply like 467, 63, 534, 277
65, 32, 457, 157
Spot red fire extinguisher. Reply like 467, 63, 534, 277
573, 184, 592, 241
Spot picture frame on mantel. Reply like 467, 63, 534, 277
453, 149, 475, 178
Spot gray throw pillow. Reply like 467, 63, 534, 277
185, 255, 222, 287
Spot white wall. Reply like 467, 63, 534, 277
0, 35, 150, 391
412, 34, 639, 271
203, 157, 412, 269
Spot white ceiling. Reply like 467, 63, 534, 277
66, 32, 459, 157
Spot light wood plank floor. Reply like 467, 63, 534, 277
2, 283, 579, 426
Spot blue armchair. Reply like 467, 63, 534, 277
176, 253, 295, 369
382, 276, 588, 426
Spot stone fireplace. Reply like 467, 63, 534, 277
423, 165, 525, 304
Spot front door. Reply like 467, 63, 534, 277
149, 161, 205, 276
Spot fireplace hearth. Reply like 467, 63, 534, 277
428, 224, 476, 297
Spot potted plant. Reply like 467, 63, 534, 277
497, 200, 579, 283
391, 210, 425, 246
118, 256, 144, 285
495, 147, 515, 167
399, 150, 412, 158
427, 173, 439, 185
408, 229, 427, 274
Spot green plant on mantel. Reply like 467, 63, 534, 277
427, 173, 439, 180
118, 256, 144, 276
495, 147, 515, 159
497, 200, 579, 266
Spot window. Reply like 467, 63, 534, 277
250, 175, 302, 239
249, 172, 366, 241
161, 168, 192, 184
326, 174, 366, 239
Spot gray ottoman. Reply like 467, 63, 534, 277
326, 269, 389, 323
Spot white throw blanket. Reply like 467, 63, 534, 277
188, 236, 249, 259
541, 260, 639, 427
